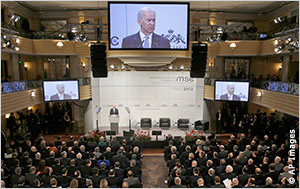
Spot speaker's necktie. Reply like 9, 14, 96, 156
144, 36, 149, 48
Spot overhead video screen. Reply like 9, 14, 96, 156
214, 81, 250, 102
109, 2, 189, 50
43, 80, 80, 102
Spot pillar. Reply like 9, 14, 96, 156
281, 55, 290, 82
213, 57, 224, 79
11, 54, 20, 81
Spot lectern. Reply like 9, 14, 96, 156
109, 115, 119, 134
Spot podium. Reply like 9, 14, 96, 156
109, 115, 119, 134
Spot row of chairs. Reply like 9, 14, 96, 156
140, 118, 209, 130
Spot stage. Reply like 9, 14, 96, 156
95, 124, 211, 141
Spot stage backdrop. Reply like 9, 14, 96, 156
88, 71, 208, 131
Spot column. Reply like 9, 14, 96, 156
213, 57, 224, 79
70, 55, 82, 78
281, 55, 290, 82
11, 54, 20, 81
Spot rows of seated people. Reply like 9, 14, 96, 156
1, 135, 143, 188
163, 129, 299, 188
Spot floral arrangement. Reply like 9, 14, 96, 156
132, 130, 151, 141
88, 130, 106, 142
185, 130, 203, 141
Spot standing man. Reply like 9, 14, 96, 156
216, 109, 224, 134
220, 84, 240, 101
50, 83, 71, 100
122, 7, 170, 48
110, 105, 119, 116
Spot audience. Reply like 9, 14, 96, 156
2, 133, 144, 188
164, 109, 299, 188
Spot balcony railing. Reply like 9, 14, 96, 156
204, 78, 299, 96
1, 78, 91, 94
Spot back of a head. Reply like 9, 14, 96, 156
174, 177, 181, 185
70, 179, 79, 188
50, 178, 57, 187
214, 176, 221, 184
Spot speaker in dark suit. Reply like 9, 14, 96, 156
109, 105, 119, 115
90, 44, 107, 78
190, 43, 207, 78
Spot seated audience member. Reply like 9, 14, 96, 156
245, 177, 256, 188
171, 177, 186, 188
107, 169, 122, 188
69, 178, 79, 188
13, 176, 30, 188
99, 178, 109, 188
57, 168, 71, 187
196, 177, 205, 188
50, 178, 58, 188
231, 178, 241, 188
212, 176, 225, 188
123, 170, 140, 187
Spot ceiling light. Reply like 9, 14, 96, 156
168, 64, 173, 70
257, 91, 262, 97
15, 38, 21, 44
71, 27, 78, 33
56, 41, 64, 48
31, 91, 36, 97
110, 65, 115, 69
229, 42, 237, 48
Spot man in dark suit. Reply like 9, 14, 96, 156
122, 7, 170, 49
110, 105, 119, 116
216, 109, 224, 133
220, 84, 240, 101
50, 83, 71, 100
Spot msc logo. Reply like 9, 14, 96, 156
176, 76, 193, 82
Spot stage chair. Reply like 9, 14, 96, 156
141, 118, 152, 128
177, 118, 190, 129
194, 120, 203, 130
159, 118, 171, 128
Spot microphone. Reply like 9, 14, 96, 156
137, 40, 145, 48
153, 43, 159, 48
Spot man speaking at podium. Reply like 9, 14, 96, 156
121, 7, 170, 49
110, 105, 119, 116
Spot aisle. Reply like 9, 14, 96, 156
142, 155, 168, 188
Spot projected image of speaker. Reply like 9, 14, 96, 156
190, 43, 207, 78
90, 44, 107, 78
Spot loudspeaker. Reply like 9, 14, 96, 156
90, 44, 107, 77
190, 43, 207, 78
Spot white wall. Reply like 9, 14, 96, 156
89, 71, 209, 130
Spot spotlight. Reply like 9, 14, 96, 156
274, 40, 279, 45
14, 46, 20, 51
3, 35, 7, 39
121, 64, 125, 70
180, 64, 184, 70
168, 64, 173, 70
88, 43, 92, 47
110, 64, 115, 69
